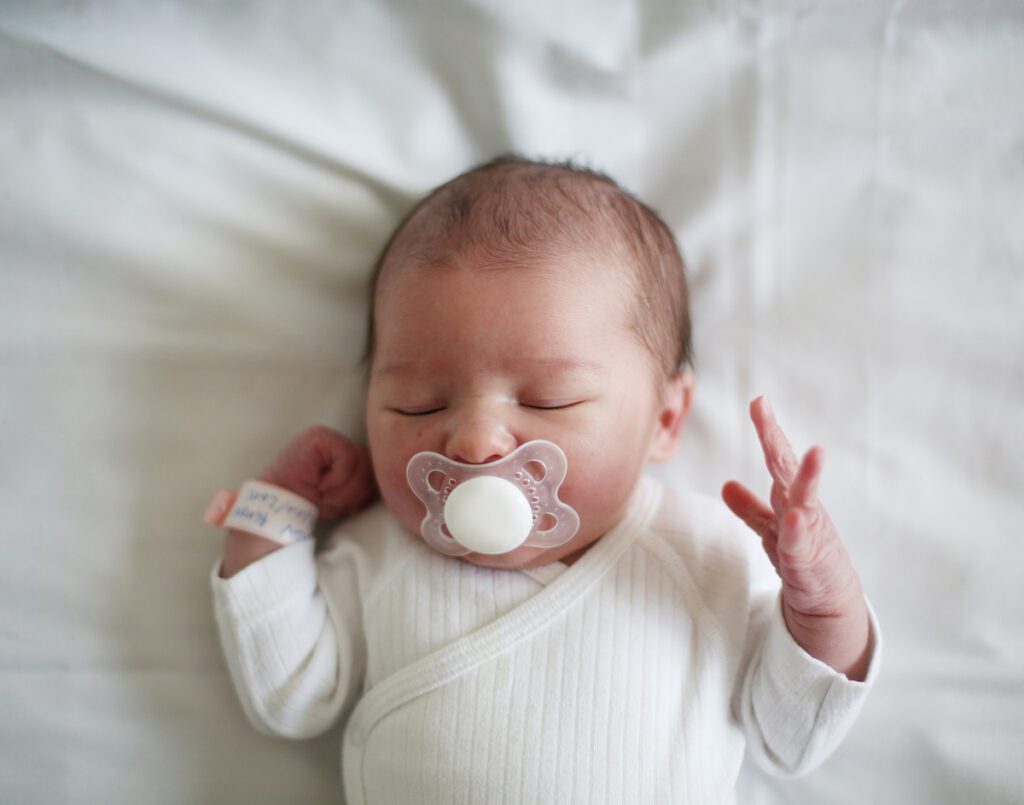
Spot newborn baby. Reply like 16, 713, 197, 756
208, 155, 880, 803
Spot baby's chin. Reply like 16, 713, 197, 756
398, 513, 581, 569
459, 545, 562, 570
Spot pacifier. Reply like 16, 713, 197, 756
406, 440, 580, 556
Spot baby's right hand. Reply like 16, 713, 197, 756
259, 426, 376, 522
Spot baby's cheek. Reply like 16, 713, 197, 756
561, 454, 634, 535
374, 456, 421, 530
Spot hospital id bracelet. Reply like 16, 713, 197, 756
203, 480, 318, 545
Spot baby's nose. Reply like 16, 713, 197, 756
445, 414, 517, 465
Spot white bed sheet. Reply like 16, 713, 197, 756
1, 1, 1022, 802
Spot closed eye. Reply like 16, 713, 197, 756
393, 402, 584, 415
395, 407, 446, 416
523, 401, 583, 411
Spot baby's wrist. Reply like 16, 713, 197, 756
783, 596, 872, 681
205, 480, 320, 578
257, 470, 314, 505
220, 529, 285, 578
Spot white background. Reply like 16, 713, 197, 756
1, 1, 1021, 802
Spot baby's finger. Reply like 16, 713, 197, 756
319, 444, 376, 519
776, 506, 817, 570
789, 445, 824, 509
264, 426, 339, 489
721, 480, 777, 544
308, 425, 353, 472
751, 397, 801, 487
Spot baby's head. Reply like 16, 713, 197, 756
363, 155, 695, 568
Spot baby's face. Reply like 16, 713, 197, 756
366, 252, 672, 569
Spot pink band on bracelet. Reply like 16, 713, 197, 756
202, 480, 318, 545
203, 489, 237, 526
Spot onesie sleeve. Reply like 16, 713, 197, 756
210, 536, 366, 740
737, 591, 883, 777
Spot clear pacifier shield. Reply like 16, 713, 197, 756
406, 439, 580, 556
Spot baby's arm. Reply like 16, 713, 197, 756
209, 426, 376, 739
722, 397, 880, 775
219, 426, 375, 577
722, 397, 871, 678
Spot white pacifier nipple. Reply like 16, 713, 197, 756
406, 439, 580, 556
443, 476, 533, 554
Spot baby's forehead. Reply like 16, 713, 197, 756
375, 257, 637, 359
377, 245, 632, 314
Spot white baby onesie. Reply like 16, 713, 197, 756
210, 474, 881, 804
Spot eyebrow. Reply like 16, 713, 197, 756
372, 357, 603, 378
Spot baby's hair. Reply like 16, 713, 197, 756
361, 153, 693, 381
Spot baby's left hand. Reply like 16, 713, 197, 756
722, 397, 871, 681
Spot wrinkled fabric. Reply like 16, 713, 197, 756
0, 1, 1021, 803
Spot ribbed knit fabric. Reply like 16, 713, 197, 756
211, 475, 881, 804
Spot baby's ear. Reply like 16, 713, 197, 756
648, 369, 694, 462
